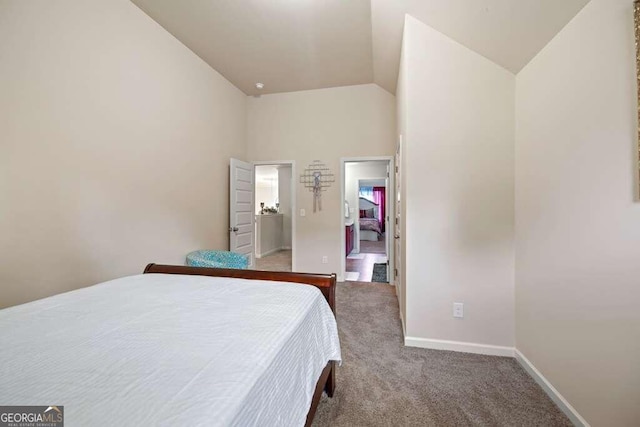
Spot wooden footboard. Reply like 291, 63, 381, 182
142, 264, 337, 424
305, 361, 335, 427
143, 263, 335, 314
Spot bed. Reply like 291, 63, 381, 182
0, 264, 341, 426
359, 197, 382, 241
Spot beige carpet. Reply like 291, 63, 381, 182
254, 250, 292, 272
313, 281, 571, 427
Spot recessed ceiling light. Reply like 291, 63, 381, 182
255, 82, 264, 90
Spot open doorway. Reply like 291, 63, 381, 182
253, 162, 295, 272
341, 158, 393, 283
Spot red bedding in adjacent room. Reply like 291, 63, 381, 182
359, 217, 382, 234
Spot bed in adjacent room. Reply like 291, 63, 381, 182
0, 265, 341, 426
359, 197, 382, 241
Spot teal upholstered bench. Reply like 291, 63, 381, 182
185, 250, 249, 269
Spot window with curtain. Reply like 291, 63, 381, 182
358, 186, 374, 202
372, 187, 385, 233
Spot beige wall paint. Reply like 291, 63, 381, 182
401, 16, 516, 347
247, 84, 396, 277
515, 0, 640, 424
0, 0, 246, 308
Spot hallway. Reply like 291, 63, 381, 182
345, 237, 387, 283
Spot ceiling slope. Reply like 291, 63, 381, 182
131, 0, 374, 95
131, 0, 591, 95
371, 0, 591, 93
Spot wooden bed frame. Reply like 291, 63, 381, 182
143, 263, 336, 427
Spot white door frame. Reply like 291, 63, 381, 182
356, 177, 387, 254
340, 156, 394, 283
253, 160, 297, 272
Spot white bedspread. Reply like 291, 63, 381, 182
0, 274, 341, 426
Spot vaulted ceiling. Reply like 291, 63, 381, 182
131, 0, 590, 96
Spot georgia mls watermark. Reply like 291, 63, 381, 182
0, 406, 63, 427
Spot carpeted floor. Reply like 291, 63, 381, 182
313, 281, 571, 427
254, 250, 292, 272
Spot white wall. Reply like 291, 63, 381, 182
255, 165, 279, 213
515, 0, 640, 424
0, 0, 247, 308
255, 182, 278, 213
400, 16, 516, 349
247, 84, 396, 277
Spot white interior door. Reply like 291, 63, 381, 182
230, 158, 255, 268
394, 139, 402, 287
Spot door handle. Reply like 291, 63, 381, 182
394, 235, 400, 239
229, 226, 239, 233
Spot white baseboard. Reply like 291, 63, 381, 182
515, 349, 589, 427
255, 249, 276, 258
404, 336, 514, 357
256, 247, 286, 259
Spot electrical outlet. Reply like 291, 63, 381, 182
322, 256, 328, 264
453, 302, 464, 318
